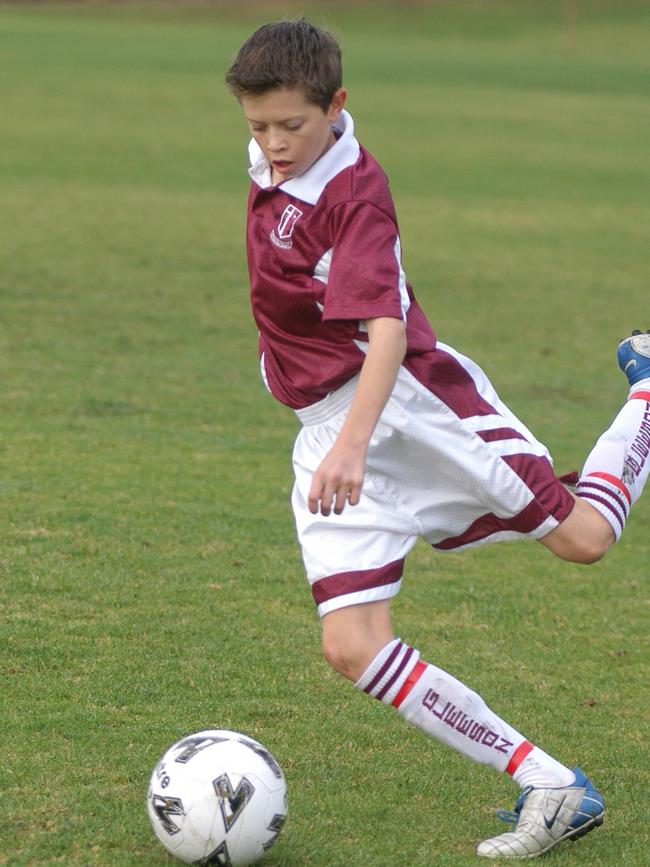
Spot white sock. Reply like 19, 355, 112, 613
576, 391, 650, 539
355, 640, 572, 787
512, 746, 575, 789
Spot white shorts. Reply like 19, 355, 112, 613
291, 343, 574, 618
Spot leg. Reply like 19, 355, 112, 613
539, 494, 614, 564
322, 600, 604, 859
321, 599, 394, 682
541, 333, 650, 563
323, 601, 571, 783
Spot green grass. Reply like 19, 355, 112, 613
1, 1, 649, 864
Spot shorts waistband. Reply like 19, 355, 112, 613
295, 375, 359, 426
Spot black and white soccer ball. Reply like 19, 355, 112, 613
147, 729, 287, 866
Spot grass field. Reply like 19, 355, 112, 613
1, 1, 649, 864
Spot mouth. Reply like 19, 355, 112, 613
272, 160, 295, 175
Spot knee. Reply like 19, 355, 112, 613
554, 531, 612, 565
565, 538, 609, 565
320, 600, 394, 682
322, 633, 367, 682
568, 513, 615, 563
541, 499, 615, 564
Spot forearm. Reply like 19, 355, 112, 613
337, 316, 407, 450
307, 316, 407, 515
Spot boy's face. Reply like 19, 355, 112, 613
241, 86, 347, 184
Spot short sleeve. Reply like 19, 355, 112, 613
321, 200, 408, 323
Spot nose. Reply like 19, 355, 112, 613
267, 127, 287, 154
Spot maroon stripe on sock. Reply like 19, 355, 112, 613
577, 480, 629, 516
364, 642, 404, 696
376, 646, 414, 701
475, 427, 528, 443
583, 472, 631, 506
577, 491, 625, 532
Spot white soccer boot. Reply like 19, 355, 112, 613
476, 767, 604, 859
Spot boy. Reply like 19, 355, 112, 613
226, 19, 650, 859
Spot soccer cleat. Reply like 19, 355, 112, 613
476, 767, 604, 859
617, 329, 650, 386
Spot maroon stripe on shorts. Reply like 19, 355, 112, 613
434, 453, 574, 551
311, 558, 404, 606
404, 349, 496, 419
434, 499, 548, 550
476, 427, 528, 443
503, 453, 574, 518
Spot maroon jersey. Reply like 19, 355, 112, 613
246, 110, 437, 409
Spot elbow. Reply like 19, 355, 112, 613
365, 315, 407, 360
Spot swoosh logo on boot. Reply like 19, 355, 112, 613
544, 795, 566, 830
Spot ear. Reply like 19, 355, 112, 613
327, 88, 347, 122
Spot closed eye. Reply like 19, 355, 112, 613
249, 121, 304, 134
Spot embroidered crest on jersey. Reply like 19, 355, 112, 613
270, 205, 303, 249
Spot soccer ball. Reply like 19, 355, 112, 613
147, 729, 287, 866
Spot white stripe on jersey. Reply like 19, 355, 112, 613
313, 248, 332, 284
313, 239, 410, 326
393, 237, 410, 321
260, 352, 271, 393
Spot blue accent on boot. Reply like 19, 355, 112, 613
617, 330, 650, 386
502, 767, 604, 840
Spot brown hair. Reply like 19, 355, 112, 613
225, 19, 342, 111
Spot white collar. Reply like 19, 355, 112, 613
247, 109, 360, 205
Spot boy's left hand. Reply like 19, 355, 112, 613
306, 317, 406, 517
307, 440, 366, 516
